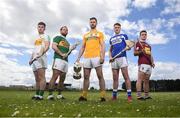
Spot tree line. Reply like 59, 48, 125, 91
122, 79, 180, 92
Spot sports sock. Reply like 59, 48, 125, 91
81, 91, 87, 98
112, 89, 118, 98
144, 92, 149, 97
127, 89, 132, 97
137, 91, 142, 97
36, 90, 40, 95
39, 90, 44, 96
100, 90, 106, 98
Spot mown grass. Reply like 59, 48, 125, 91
0, 90, 179, 117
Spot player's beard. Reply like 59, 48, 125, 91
90, 24, 96, 29
62, 33, 67, 37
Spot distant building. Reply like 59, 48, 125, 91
45, 83, 72, 90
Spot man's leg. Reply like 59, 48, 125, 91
121, 67, 132, 102
79, 68, 91, 101
136, 71, 146, 99
112, 69, 119, 100
37, 68, 46, 99
144, 74, 152, 99
32, 71, 40, 99
57, 72, 66, 99
95, 66, 106, 101
47, 69, 60, 99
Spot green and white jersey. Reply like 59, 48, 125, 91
32, 34, 50, 58
53, 35, 70, 61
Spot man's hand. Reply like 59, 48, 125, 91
100, 58, 104, 64
76, 58, 80, 63
126, 45, 131, 50
61, 53, 67, 59
29, 60, 33, 65
109, 57, 114, 63
152, 63, 155, 68
70, 45, 76, 51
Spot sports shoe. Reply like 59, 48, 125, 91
57, 94, 65, 100
127, 96, 132, 102
137, 96, 145, 100
36, 95, 43, 100
78, 96, 87, 101
47, 95, 54, 100
144, 96, 152, 99
100, 97, 106, 102
32, 95, 38, 100
112, 96, 117, 100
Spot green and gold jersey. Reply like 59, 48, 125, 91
53, 35, 70, 61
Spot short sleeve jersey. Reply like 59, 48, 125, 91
135, 41, 152, 65
33, 34, 50, 57
109, 34, 128, 58
53, 35, 70, 61
83, 29, 104, 58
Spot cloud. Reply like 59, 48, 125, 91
64, 61, 180, 89
132, 0, 157, 9
152, 62, 180, 79
0, 50, 179, 90
118, 18, 178, 45
0, 0, 179, 89
0, 0, 131, 48
161, 0, 180, 15
0, 47, 23, 56
0, 54, 33, 86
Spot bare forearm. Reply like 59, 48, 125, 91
44, 42, 50, 54
109, 46, 112, 58
77, 47, 85, 60
52, 45, 64, 56
100, 42, 105, 59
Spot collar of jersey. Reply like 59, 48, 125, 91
90, 29, 97, 32
59, 35, 66, 39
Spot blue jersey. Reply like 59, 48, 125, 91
109, 34, 128, 58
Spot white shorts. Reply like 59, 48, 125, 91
111, 57, 128, 69
52, 58, 68, 73
32, 55, 47, 71
83, 57, 102, 68
139, 64, 152, 75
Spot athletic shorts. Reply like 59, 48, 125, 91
32, 55, 47, 71
111, 57, 128, 69
52, 58, 68, 73
83, 57, 102, 68
139, 64, 152, 75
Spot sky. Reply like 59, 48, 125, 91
0, 0, 180, 89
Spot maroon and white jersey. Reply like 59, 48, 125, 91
135, 41, 152, 66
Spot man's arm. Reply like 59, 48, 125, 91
29, 53, 34, 65
100, 39, 105, 64
76, 42, 85, 62
52, 42, 65, 57
134, 42, 143, 56
134, 50, 143, 56
109, 45, 114, 62
43, 40, 50, 54
109, 45, 112, 59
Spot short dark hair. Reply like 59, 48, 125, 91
140, 30, 147, 35
38, 22, 46, 27
60, 26, 67, 31
90, 17, 97, 22
114, 23, 121, 27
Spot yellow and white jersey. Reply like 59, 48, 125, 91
32, 34, 50, 58
83, 29, 104, 58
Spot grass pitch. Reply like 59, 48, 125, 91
0, 90, 179, 117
